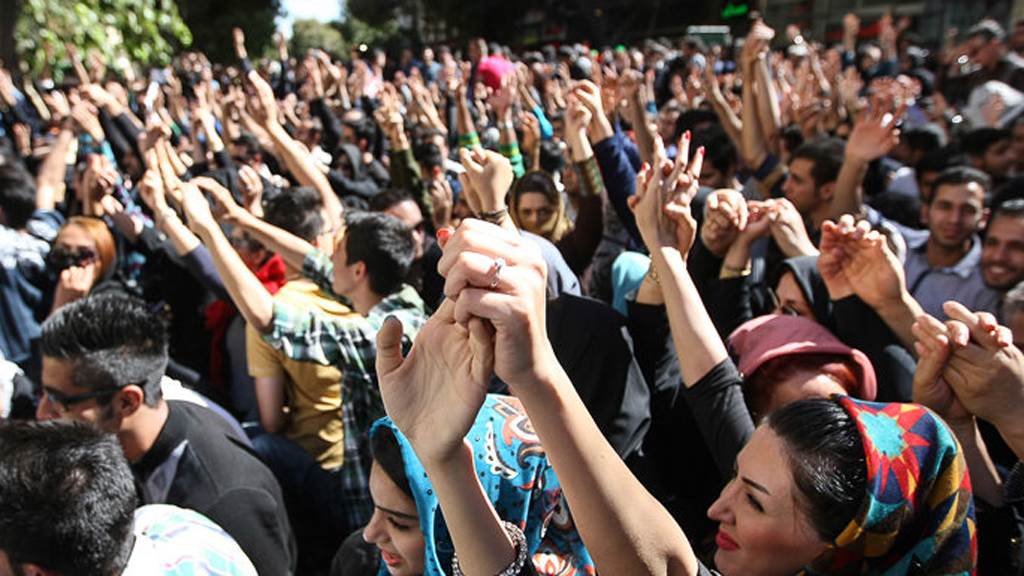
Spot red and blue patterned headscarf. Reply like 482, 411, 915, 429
803, 397, 976, 575
371, 394, 596, 576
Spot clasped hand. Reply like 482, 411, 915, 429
376, 219, 551, 465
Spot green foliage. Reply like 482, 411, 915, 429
289, 19, 346, 59
176, 0, 281, 63
346, 0, 400, 28
340, 16, 401, 50
16, 0, 192, 77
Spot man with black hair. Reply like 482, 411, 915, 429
244, 186, 361, 571
887, 125, 947, 200
368, 187, 445, 308
903, 166, 1001, 318
0, 420, 258, 575
181, 181, 427, 547
691, 126, 739, 190
781, 137, 846, 234
965, 127, 1017, 190
981, 198, 1024, 296
36, 293, 296, 575
940, 19, 1024, 105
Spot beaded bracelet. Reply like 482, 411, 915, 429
451, 520, 528, 576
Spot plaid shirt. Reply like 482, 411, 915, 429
263, 248, 427, 528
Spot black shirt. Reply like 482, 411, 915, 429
131, 400, 296, 575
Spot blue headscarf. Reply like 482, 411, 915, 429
370, 394, 596, 576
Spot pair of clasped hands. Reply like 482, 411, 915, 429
378, 131, 704, 466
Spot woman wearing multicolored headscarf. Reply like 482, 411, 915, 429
332, 393, 594, 576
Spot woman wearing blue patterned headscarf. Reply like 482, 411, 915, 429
349, 393, 594, 576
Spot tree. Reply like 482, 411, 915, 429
290, 19, 346, 59
176, 0, 281, 63
14, 0, 192, 78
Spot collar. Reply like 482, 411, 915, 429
130, 401, 181, 478
909, 234, 982, 279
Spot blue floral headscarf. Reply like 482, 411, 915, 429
370, 394, 596, 576
801, 397, 976, 576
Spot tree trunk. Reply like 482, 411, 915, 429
0, 0, 19, 81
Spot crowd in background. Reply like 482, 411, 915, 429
5, 10, 1024, 576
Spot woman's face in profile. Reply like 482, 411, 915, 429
364, 462, 426, 576
706, 426, 830, 576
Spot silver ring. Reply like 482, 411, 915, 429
489, 257, 506, 288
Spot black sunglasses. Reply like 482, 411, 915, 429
42, 384, 132, 413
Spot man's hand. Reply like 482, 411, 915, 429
192, 176, 249, 225
818, 215, 905, 306
237, 165, 264, 217
458, 147, 514, 217
52, 265, 98, 311
246, 70, 279, 128
70, 101, 105, 142
179, 181, 220, 234
935, 302, 1024, 432
912, 312, 973, 425
701, 189, 748, 257
767, 198, 818, 257
844, 95, 905, 165
136, 168, 169, 214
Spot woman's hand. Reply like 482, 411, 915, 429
629, 131, 704, 256
52, 265, 98, 311
376, 299, 495, 465
437, 219, 554, 388
912, 312, 973, 425
458, 147, 514, 217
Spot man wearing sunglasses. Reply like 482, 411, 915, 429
36, 293, 297, 575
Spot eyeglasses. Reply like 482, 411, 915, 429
42, 384, 131, 413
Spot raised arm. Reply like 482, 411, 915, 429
180, 179, 275, 332
34, 121, 75, 211
191, 175, 315, 272
435, 219, 699, 576
912, 310, 1005, 507
818, 215, 923, 351
374, 299, 517, 576
246, 70, 343, 230
633, 134, 728, 385
749, 21, 782, 158
830, 96, 905, 220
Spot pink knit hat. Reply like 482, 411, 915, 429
727, 314, 877, 401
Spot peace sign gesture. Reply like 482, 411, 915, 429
629, 131, 705, 255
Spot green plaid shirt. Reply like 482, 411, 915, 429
263, 248, 427, 528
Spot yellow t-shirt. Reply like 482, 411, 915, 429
246, 279, 357, 470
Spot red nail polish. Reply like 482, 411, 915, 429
436, 228, 452, 244
684, 130, 691, 139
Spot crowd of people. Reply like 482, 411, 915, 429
5, 9, 1024, 575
